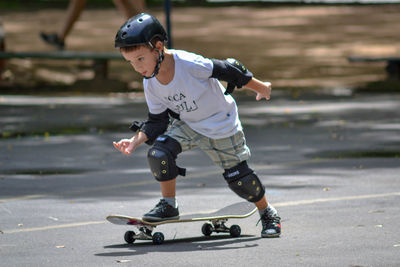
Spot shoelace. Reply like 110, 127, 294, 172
256, 214, 281, 228
151, 199, 168, 212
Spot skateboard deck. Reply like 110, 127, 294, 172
107, 202, 257, 245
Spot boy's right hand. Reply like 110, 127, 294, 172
113, 138, 135, 155
256, 82, 272, 101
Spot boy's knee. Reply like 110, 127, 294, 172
147, 135, 185, 181
223, 161, 265, 202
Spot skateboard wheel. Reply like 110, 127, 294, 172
229, 225, 241, 237
124, 230, 136, 244
152, 232, 164, 245
201, 223, 213, 236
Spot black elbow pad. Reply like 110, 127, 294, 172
211, 58, 253, 95
130, 109, 179, 145
141, 110, 170, 145
129, 121, 145, 132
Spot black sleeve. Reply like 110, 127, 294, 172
211, 58, 253, 95
129, 109, 180, 145
132, 110, 169, 145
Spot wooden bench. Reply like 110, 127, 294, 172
0, 51, 124, 80
348, 56, 400, 81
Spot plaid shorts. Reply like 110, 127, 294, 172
165, 120, 251, 170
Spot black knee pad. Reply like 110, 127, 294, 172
223, 161, 265, 203
147, 135, 186, 182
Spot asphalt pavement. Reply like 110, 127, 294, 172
1, 91, 400, 266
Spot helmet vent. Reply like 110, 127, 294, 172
114, 13, 166, 48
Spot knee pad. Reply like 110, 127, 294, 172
147, 135, 186, 182
223, 161, 265, 203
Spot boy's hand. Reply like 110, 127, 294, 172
256, 82, 272, 101
244, 78, 272, 101
113, 138, 135, 155
113, 132, 148, 155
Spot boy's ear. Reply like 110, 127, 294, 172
154, 40, 164, 50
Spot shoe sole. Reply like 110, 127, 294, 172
261, 233, 281, 238
142, 215, 180, 222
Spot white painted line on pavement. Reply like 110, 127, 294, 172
274, 191, 400, 207
0, 194, 46, 203
3, 221, 105, 234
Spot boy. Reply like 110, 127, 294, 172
113, 13, 281, 238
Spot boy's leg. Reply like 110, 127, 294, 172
224, 164, 281, 237
254, 195, 268, 210
224, 162, 281, 237
255, 195, 281, 238
142, 178, 179, 222
142, 134, 182, 221
200, 130, 281, 237
160, 179, 176, 198
143, 120, 198, 222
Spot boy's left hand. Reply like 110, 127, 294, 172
256, 82, 272, 101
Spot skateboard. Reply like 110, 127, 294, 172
107, 202, 257, 245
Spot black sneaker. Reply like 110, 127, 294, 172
142, 199, 179, 222
258, 209, 281, 238
39, 32, 65, 50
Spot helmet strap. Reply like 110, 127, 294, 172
144, 48, 164, 79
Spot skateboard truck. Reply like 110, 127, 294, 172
124, 225, 166, 245
202, 219, 241, 238
135, 226, 153, 240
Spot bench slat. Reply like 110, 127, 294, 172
348, 56, 400, 81
348, 56, 400, 63
0, 51, 123, 60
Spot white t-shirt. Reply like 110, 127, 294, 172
143, 49, 242, 139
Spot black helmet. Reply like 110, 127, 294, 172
115, 13, 167, 48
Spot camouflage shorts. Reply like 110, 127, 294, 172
165, 120, 251, 170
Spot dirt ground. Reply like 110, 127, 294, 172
1, 4, 400, 92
